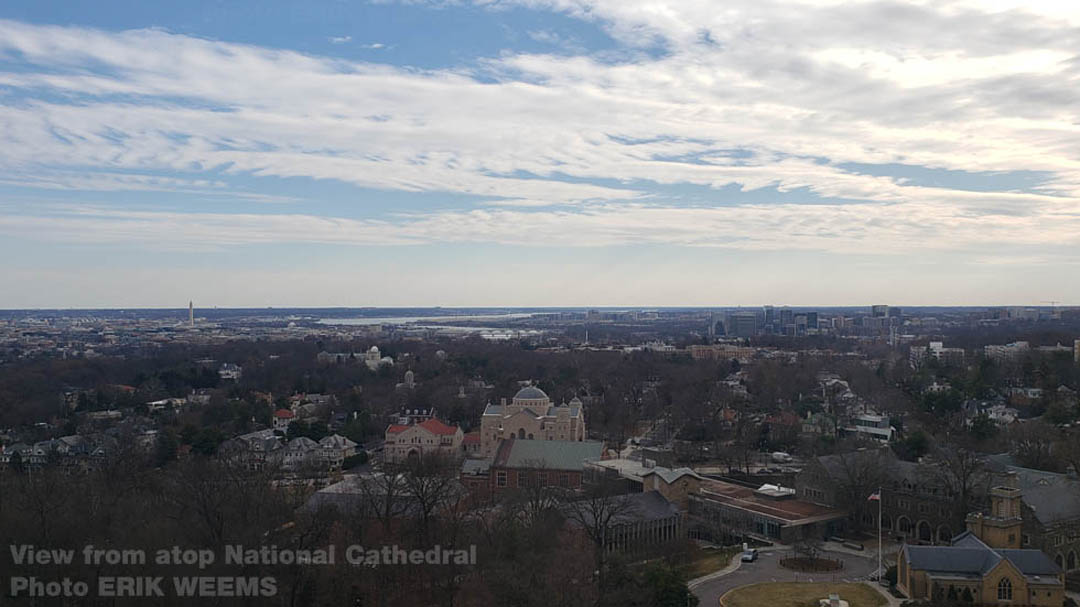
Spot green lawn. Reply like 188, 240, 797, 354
721, 582, 887, 607
684, 546, 742, 579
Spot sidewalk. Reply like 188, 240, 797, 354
863, 581, 904, 607
822, 539, 900, 561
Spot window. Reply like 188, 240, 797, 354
559, 473, 569, 487
538, 472, 547, 486
1023, 534, 1031, 546
997, 578, 1012, 601
496, 471, 506, 487
518, 471, 528, 488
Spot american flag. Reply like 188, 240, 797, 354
868, 490, 881, 501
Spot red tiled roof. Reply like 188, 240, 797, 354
386, 419, 460, 436
462, 432, 481, 445
766, 411, 800, 426
274, 409, 295, 419
418, 418, 459, 436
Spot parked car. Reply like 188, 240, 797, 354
741, 549, 758, 562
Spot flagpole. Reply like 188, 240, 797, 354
878, 486, 883, 582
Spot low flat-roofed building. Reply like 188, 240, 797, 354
564, 490, 683, 556
688, 478, 847, 543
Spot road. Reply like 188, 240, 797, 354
690, 549, 879, 606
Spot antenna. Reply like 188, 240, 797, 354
1041, 301, 1060, 319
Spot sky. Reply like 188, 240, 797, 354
1, 0, 1079, 308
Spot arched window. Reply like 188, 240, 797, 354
1068, 551, 1077, 571
918, 521, 932, 542
897, 516, 912, 534
997, 578, 1012, 601
517, 428, 525, 439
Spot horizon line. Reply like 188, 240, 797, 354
1, 304, 1077, 312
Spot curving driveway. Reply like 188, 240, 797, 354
690, 549, 880, 606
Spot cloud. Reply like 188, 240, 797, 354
0, 6, 1078, 263
329, 35, 352, 44
360, 42, 387, 49
3, 198, 1078, 258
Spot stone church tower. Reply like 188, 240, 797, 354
966, 475, 1023, 549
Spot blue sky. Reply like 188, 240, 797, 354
1, 0, 1079, 307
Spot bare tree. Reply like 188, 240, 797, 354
1011, 420, 1060, 472
792, 530, 824, 561
924, 441, 989, 528
1054, 428, 1080, 476
829, 447, 893, 533
402, 452, 467, 545
560, 477, 636, 603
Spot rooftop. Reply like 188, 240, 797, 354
697, 478, 844, 524
494, 438, 604, 471
513, 386, 549, 401
906, 532, 1060, 579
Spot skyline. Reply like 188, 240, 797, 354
1, 302, 1076, 312
2, 1, 1080, 307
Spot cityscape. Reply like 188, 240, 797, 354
3, 0, 1080, 606
2, 304, 1080, 606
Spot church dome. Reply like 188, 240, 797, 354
513, 386, 549, 401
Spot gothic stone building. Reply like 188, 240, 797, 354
797, 449, 964, 543
898, 485, 1064, 606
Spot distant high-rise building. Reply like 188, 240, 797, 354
1074, 339, 1080, 364
871, 305, 889, 318
794, 314, 808, 335
763, 305, 776, 325
780, 308, 794, 326
806, 311, 819, 329
726, 312, 759, 338
189, 301, 194, 327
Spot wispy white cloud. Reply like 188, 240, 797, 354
329, 35, 352, 44
0, 5, 1078, 263
4, 199, 1078, 257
